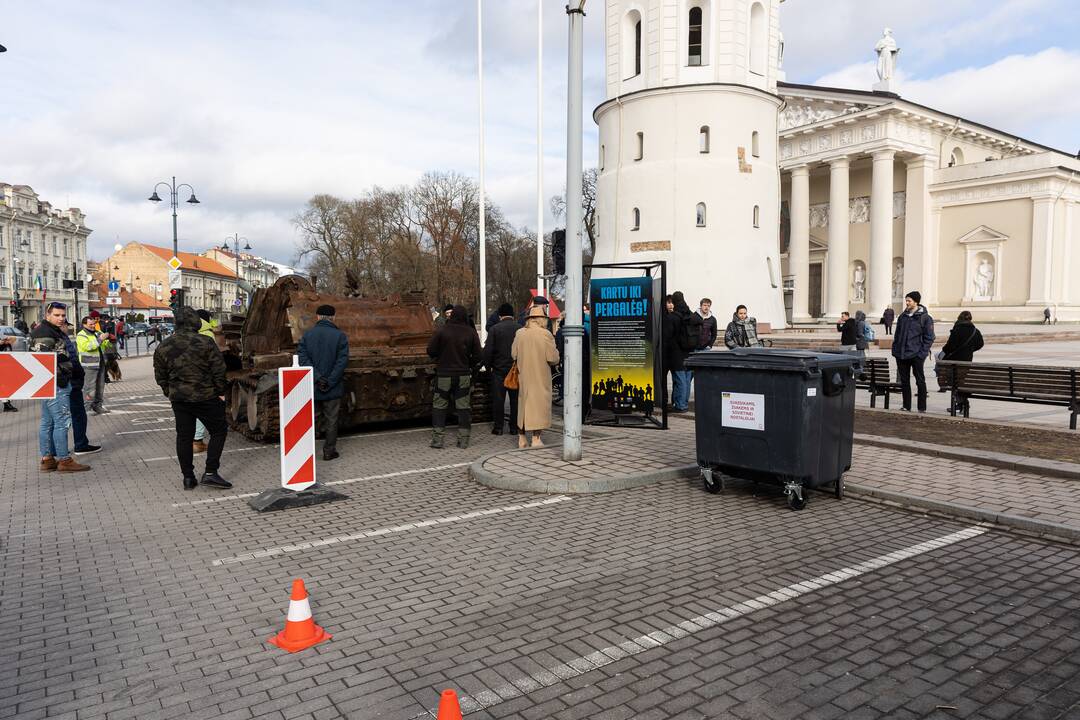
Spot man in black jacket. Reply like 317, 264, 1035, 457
427, 304, 481, 448
298, 304, 350, 461
153, 306, 231, 490
29, 302, 90, 472
695, 298, 718, 350
483, 303, 518, 435
836, 312, 858, 350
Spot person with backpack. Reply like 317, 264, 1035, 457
891, 290, 935, 413
854, 310, 873, 356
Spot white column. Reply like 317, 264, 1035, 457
903, 155, 935, 302
869, 149, 895, 313
1028, 194, 1056, 305
789, 165, 811, 322
824, 157, 850, 320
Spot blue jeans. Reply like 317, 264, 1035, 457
672, 370, 692, 410
70, 381, 90, 450
39, 385, 73, 459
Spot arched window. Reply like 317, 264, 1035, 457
753, 205, 760, 228
948, 147, 965, 167
696, 203, 707, 227
767, 257, 778, 288
632, 208, 641, 231
699, 126, 710, 153
748, 2, 766, 76
635, 131, 644, 161
600, 144, 606, 171
751, 130, 760, 157
688, 7, 703, 66
622, 11, 644, 79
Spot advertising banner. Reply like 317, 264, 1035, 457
588, 275, 662, 425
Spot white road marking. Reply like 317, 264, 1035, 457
211, 493, 572, 565
116, 428, 174, 435
409, 525, 990, 718
173, 462, 472, 508
144, 446, 273, 463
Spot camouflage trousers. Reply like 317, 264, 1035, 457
432, 374, 471, 438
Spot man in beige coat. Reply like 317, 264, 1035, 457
511, 305, 560, 448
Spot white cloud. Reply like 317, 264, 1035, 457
813, 47, 1080, 152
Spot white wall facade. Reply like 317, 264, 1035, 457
595, 0, 788, 326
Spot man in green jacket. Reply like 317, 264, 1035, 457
192, 309, 218, 454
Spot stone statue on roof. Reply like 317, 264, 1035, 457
875, 28, 899, 83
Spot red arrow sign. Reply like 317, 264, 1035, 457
0, 353, 57, 399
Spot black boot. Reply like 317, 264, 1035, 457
200, 472, 233, 489
183, 476, 198, 490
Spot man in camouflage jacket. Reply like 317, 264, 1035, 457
153, 306, 231, 490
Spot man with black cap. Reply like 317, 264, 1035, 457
891, 290, 935, 412
427, 304, 481, 448
299, 304, 350, 460
434, 304, 454, 328
482, 303, 518, 435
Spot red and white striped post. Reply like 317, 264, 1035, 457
278, 358, 316, 491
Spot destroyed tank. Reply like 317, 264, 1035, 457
219, 275, 489, 441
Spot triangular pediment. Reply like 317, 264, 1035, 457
957, 225, 1008, 245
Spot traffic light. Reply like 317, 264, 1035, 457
552, 229, 566, 276
169, 288, 184, 311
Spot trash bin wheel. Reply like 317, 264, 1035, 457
834, 476, 845, 500
788, 493, 807, 511
701, 466, 722, 494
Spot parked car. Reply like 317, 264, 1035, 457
0, 325, 29, 352
126, 322, 150, 336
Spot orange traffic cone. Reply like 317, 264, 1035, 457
436, 689, 463, 720
268, 579, 331, 652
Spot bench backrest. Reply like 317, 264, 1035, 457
937, 361, 1079, 401
865, 358, 892, 385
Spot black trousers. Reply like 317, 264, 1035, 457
171, 398, 228, 477
896, 358, 928, 412
316, 398, 341, 452
491, 371, 518, 432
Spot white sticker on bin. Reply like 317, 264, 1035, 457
807, 387, 817, 397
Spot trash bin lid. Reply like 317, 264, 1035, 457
685, 347, 858, 373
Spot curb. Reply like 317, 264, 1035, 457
846, 482, 1080, 545
853, 434, 1080, 481
470, 438, 700, 494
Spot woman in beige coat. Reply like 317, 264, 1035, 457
511, 305, 560, 448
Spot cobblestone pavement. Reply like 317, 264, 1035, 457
2, 357, 1079, 719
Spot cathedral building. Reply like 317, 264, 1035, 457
593, 0, 1080, 326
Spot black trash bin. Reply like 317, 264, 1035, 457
685, 348, 860, 510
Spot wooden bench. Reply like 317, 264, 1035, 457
937, 360, 1079, 430
855, 357, 903, 409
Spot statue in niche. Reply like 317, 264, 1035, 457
974, 257, 995, 299
892, 262, 904, 302
852, 264, 866, 303
875, 28, 900, 82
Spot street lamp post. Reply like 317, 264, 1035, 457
148, 176, 200, 258
221, 234, 250, 311
562, 0, 587, 461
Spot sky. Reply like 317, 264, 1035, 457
1, 0, 1077, 268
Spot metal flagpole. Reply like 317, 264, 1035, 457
477, 0, 488, 340
562, 0, 586, 461
536, 0, 545, 298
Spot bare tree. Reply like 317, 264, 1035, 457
550, 167, 599, 259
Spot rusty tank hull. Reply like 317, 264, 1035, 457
221, 275, 489, 441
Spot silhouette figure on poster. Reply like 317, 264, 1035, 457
591, 374, 656, 417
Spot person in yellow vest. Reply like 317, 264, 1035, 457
192, 310, 218, 453
76, 315, 109, 414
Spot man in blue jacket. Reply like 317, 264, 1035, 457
298, 305, 349, 461
891, 290, 935, 413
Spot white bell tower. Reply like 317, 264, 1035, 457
593, 0, 788, 327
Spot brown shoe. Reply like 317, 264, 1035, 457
40, 456, 58, 472
192, 440, 208, 454
56, 457, 91, 472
